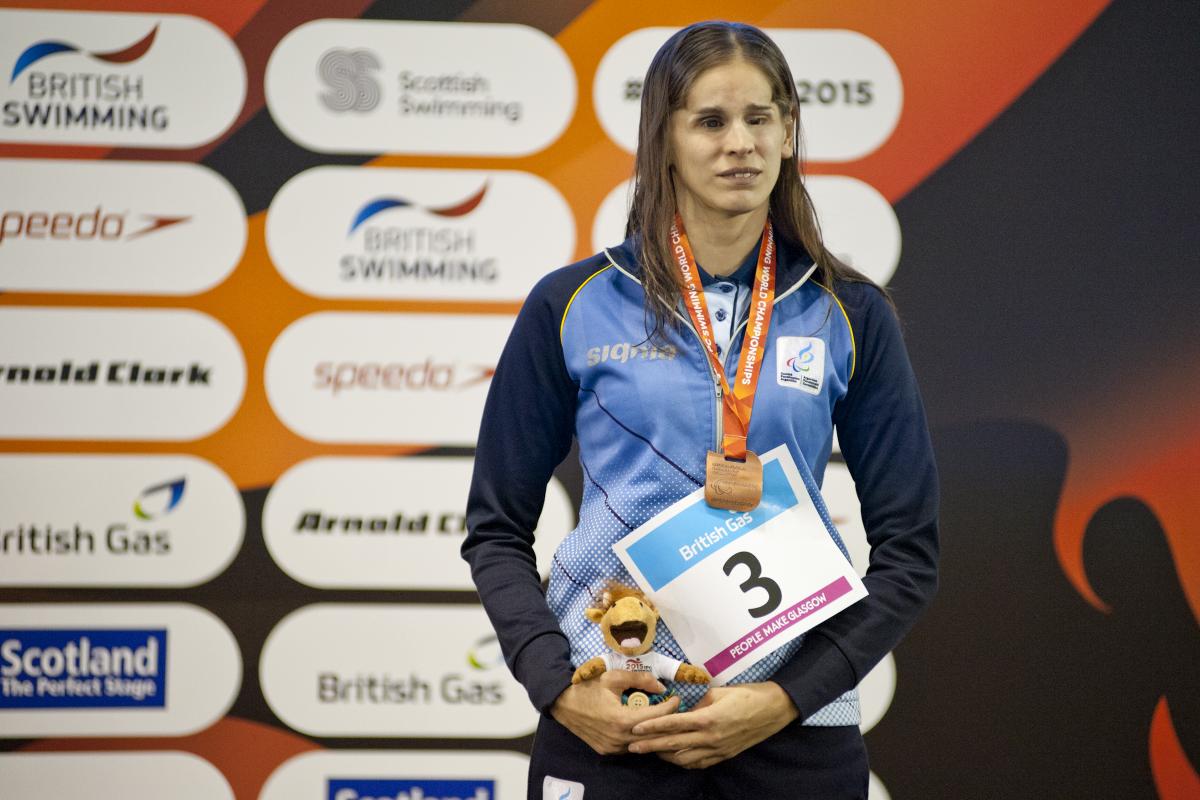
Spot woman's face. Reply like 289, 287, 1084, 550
668, 58, 794, 226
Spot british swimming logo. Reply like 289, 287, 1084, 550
346, 184, 488, 235
10, 26, 158, 83
776, 336, 825, 395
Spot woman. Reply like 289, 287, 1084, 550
464, 20, 938, 799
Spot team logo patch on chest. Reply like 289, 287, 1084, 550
775, 336, 825, 395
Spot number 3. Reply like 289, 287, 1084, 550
722, 551, 782, 618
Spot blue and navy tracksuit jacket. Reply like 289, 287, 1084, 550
464, 234, 938, 725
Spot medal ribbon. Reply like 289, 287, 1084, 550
670, 214, 776, 460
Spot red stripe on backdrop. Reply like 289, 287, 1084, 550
22, 716, 322, 800
1150, 697, 1200, 799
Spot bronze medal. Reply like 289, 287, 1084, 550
704, 449, 763, 512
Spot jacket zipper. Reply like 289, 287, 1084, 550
601, 250, 817, 453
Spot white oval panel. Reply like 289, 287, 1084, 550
263, 455, 572, 590
264, 312, 512, 445
0, 159, 246, 295
265, 19, 575, 156
0, 307, 246, 441
591, 176, 899, 284
267, 167, 571, 301
858, 652, 896, 735
0, 603, 241, 737
820, 460, 868, 577
0, 454, 244, 587
0, 751, 234, 800
806, 176, 901, 286
0, 9, 246, 147
260, 750, 528, 800
260, 604, 537, 738
594, 27, 902, 162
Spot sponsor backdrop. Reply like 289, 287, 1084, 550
1, 1, 1195, 798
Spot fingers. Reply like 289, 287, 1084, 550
631, 705, 710, 736
599, 669, 665, 694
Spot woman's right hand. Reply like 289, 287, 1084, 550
550, 669, 682, 755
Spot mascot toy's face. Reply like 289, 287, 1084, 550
586, 593, 660, 657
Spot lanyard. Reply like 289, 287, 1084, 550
670, 214, 776, 461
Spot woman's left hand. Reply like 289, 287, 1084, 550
626, 681, 799, 768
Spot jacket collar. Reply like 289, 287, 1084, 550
604, 232, 816, 295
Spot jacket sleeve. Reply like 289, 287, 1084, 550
462, 267, 585, 713
770, 282, 940, 721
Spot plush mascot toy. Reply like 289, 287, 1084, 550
571, 583, 710, 706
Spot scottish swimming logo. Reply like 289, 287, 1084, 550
0, 628, 167, 708
776, 336, 825, 395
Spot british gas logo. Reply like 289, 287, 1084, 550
0, 455, 244, 588
0, 9, 245, 147
0, 159, 246, 296
265, 19, 574, 155
260, 604, 537, 737
261, 456, 571, 590
0, 603, 240, 736
267, 167, 572, 302
265, 312, 513, 445
132, 477, 185, 521
776, 336, 825, 395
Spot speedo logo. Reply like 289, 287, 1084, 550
0, 629, 166, 708
313, 360, 493, 395
328, 779, 494, 800
0, 207, 189, 244
585, 341, 677, 367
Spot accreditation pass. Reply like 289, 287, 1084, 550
613, 444, 867, 685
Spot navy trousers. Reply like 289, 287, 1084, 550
528, 713, 869, 799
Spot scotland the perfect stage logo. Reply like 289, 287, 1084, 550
0, 628, 167, 708
328, 779, 494, 800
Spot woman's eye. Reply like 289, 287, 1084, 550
700, 118, 722, 129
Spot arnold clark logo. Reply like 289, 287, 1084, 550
261, 751, 529, 800
265, 312, 513, 445
260, 604, 537, 738
262, 456, 571, 590
0, 603, 240, 737
593, 175, 900, 285
265, 19, 574, 155
594, 27, 902, 162
0, 159, 246, 295
0, 454, 245, 588
0, 9, 245, 147
267, 166, 573, 302
0, 307, 246, 441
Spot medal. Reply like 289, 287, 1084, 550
704, 449, 763, 512
671, 215, 776, 512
